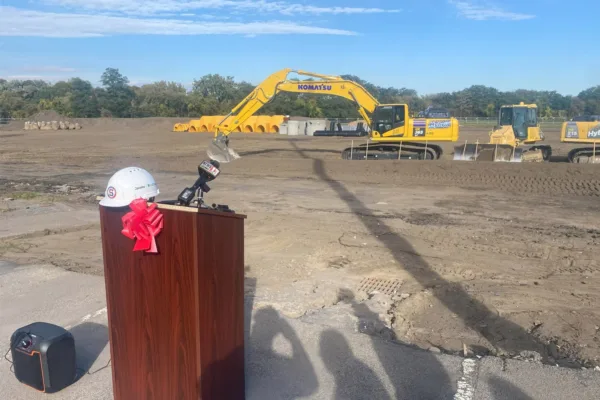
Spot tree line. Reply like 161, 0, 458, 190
1, 68, 599, 120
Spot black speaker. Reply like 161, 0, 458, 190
10, 322, 77, 393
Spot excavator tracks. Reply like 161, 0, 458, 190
567, 148, 600, 163
341, 142, 443, 161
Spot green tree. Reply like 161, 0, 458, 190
192, 74, 237, 104
70, 78, 100, 117
578, 86, 600, 115
99, 68, 134, 117
542, 105, 553, 118
569, 96, 585, 117
135, 81, 187, 117
0, 67, 593, 121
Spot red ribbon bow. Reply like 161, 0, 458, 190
121, 198, 164, 253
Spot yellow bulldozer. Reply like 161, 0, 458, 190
206, 68, 460, 163
560, 115, 600, 163
453, 103, 552, 162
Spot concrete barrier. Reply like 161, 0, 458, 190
278, 122, 289, 135
305, 119, 328, 136
286, 120, 300, 136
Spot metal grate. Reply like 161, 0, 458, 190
357, 278, 402, 296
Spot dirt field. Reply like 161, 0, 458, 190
1, 119, 600, 370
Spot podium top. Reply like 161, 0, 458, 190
156, 202, 246, 219
96, 196, 246, 219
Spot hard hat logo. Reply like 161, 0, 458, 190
99, 167, 160, 208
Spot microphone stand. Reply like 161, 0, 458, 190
195, 183, 210, 209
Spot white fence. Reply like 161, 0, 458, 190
456, 117, 566, 126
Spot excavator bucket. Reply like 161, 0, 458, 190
206, 134, 241, 163
453, 143, 527, 162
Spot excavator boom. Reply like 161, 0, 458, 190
207, 68, 380, 162
214, 69, 378, 136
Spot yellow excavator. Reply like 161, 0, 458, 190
453, 103, 552, 162
207, 68, 460, 163
560, 115, 600, 163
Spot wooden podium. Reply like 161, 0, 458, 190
99, 203, 246, 400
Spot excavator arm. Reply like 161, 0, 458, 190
207, 68, 380, 163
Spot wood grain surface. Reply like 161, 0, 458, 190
196, 213, 245, 400
99, 205, 246, 400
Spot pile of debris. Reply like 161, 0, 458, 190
24, 121, 82, 131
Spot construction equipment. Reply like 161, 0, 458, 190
560, 115, 600, 163
206, 68, 460, 163
172, 123, 190, 132
453, 103, 551, 162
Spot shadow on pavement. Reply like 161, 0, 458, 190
342, 289, 454, 399
487, 376, 534, 400
68, 322, 109, 380
320, 329, 390, 400
247, 306, 319, 399
245, 276, 257, 353
243, 261, 453, 398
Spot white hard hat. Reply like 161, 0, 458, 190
99, 167, 160, 207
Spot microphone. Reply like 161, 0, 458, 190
177, 160, 221, 206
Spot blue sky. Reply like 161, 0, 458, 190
0, 0, 598, 96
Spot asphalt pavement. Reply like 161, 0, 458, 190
1, 260, 600, 400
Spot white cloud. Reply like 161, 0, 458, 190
1, 66, 77, 81
449, 1, 535, 21
22, 65, 77, 73
3, 75, 43, 80
40, 0, 399, 16
2, 75, 64, 81
0, 6, 357, 37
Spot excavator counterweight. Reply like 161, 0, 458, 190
560, 115, 600, 163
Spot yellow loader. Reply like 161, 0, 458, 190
453, 103, 551, 162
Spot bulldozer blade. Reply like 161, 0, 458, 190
206, 135, 241, 163
520, 149, 544, 162
453, 144, 523, 162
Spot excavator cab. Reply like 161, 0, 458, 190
372, 105, 407, 134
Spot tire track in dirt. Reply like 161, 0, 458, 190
233, 170, 600, 198
398, 172, 600, 197
228, 155, 600, 198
